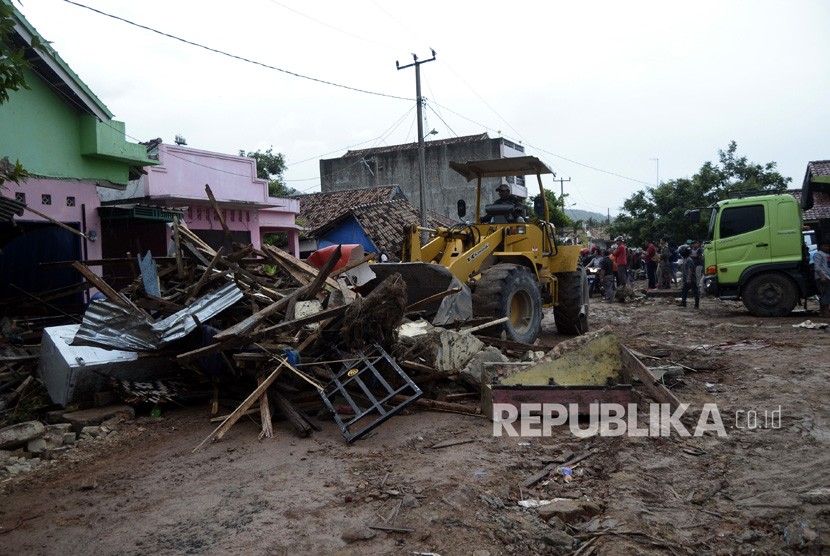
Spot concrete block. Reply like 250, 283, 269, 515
459, 346, 509, 388
0, 421, 46, 449
63, 405, 135, 433
536, 499, 602, 524
434, 328, 485, 372
80, 426, 104, 438
26, 435, 62, 454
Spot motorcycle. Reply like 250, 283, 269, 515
586, 266, 603, 298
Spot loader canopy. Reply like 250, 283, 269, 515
448, 156, 554, 181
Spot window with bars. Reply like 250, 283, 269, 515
66, 196, 75, 207
41, 194, 52, 205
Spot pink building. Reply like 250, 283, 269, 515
100, 141, 300, 269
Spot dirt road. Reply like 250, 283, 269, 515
2, 291, 829, 555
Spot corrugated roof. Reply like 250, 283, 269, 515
789, 189, 830, 221
0, 195, 26, 222
294, 186, 405, 230
343, 133, 490, 159
312, 199, 456, 257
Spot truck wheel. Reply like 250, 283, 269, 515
473, 264, 542, 343
742, 273, 798, 317
554, 265, 589, 335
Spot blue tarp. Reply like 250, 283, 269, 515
317, 216, 377, 254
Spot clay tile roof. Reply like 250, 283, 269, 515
294, 186, 404, 230
807, 160, 830, 178
312, 199, 456, 257
789, 189, 830, 220
343, 133, 490, 159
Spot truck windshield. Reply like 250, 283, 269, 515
706, 207, 718, 241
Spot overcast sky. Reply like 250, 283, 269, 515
16, 0, 830, 215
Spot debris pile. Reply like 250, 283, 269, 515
3, 191, 546, 453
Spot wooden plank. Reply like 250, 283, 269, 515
271, 389, 312, 437
257, 371, 274, 439
301, 244, 341, 301
184, 247, 225, 305
621, 345, 682, 411
261, 244, 340, 291
212, 288, 299, 341
71, 261, 151, 320
173, 219, 185, 279
192, 364, 284, 452
22, 205, 89, 239
204, 183, 234, 251
431, 438, 475, 449
331, 253, 376, 276
405, 287, 462, 314
256, 304, 348, 336
178, 222, 217, 255
460, 317, 509, 335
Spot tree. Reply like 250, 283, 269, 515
239, 147, 298, 197
0, 3, 43, 188
529, 190, 572, 230
608, 142, 791, 246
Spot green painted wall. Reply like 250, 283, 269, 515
0, 67, 154, 185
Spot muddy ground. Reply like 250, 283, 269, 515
1, 287, 829, 555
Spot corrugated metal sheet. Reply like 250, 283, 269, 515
72, 282, 243, 351
0, 196, 26, 222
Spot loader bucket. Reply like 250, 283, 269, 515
367, 262, 472, 325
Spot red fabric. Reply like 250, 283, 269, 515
646, 243, 656, 263
613, 243, 628, 266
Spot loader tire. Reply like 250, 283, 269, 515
472, 264, 542, 344
553, 265, 589, 335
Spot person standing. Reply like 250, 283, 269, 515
644, 240, 657, 289
613, 236, 628, 292
689, 239, 704, 289
658, 237, 672, 289
814, 243, 830, 317
678, 245, 700, 309
600, 248, 615, 302
628, 247, 640, 285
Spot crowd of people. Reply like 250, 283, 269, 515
579, 236, 705, 307
577, 235, 830, 317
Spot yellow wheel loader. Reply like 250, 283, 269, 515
370, 156, 588, 343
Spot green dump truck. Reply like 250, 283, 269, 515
686, 192, 828, 317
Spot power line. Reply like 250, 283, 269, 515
265, 0, 401, 53
289, 105, 417, 188
428, 100, 654, 187
61, 0, 412, 102
425, 102, 458, 138
47, 2, 653, 198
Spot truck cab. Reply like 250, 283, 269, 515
701, 193, 810, 316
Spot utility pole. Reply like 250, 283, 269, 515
397, 49, 436, 231
553, 177, 571, 198
650, 157, 659, 186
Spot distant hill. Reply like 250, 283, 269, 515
565, 208, 613, 224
